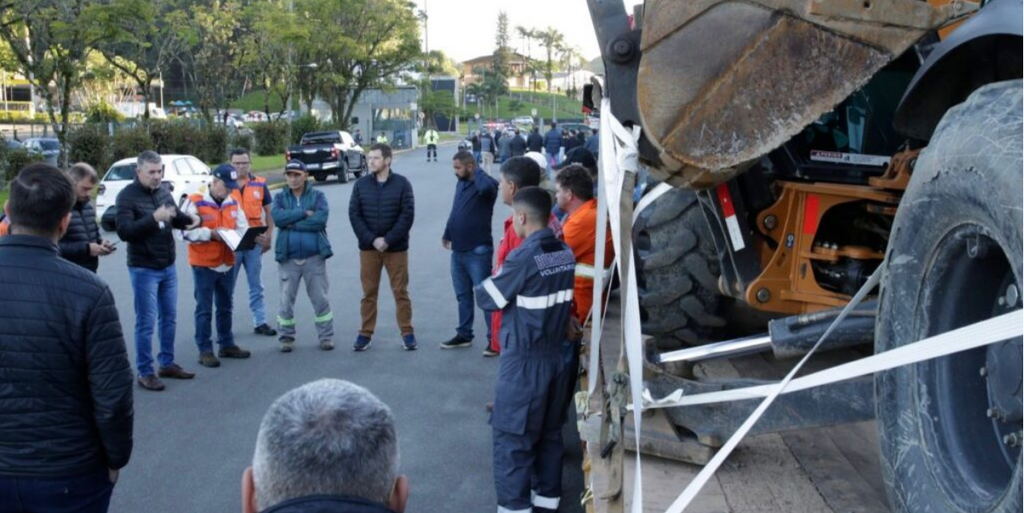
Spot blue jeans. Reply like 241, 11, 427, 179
192, 266, 237, 353
0, 470, 114, 513
234, 248, 268, 327
128, 265, 178, 376
451, 245, 493, 340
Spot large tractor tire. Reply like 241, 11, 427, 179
633, 186, 729, 349
875, 80, 1023, 513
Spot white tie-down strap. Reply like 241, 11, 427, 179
516, 289, 574, 310
596, 95, 647, 513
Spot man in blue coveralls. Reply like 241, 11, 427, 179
475, 186, 577, 513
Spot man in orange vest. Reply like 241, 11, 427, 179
554, 164, 614, 323
0, 203, 9, 237
229, 148, 278, 337
183, 164, 251, 368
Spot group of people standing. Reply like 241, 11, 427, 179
0, 132, 613, 513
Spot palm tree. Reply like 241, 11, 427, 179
535, 27, 564, 121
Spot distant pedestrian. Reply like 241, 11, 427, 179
471, 131, 482, 163
230, 148, 278, 337
0, 163, 134, 513
510, 128, 527, 157
527, 126, 544, 153
479, 129, 497, 175
349, 143, 417, 351
423, 127, 440, 162
116, 150, 200, 391
241, 379, 409, 513
441, 151, 498, 350
486, 157, 564, 357
272, 160, 335, 352
543, 122, 563, 168
585, 128, 599, 156
182, 164, 252, 368
377, 132, 389, 144
59, 163, 115, 272
497, 130, 514, 163
476, 186, 576, 513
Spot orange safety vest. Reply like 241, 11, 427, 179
232, 175, 268, 227
563, 198, 615, 322
0, 217, 9, 238
187, 192, 240, 268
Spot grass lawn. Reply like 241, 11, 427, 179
249, 153, 286, 174
0, 188, 6, 209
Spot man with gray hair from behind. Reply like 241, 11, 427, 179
242, 379, 410, 513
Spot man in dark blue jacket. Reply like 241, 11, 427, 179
0, 163, 134, 513
440, 151, 498, 350
543, 122, 563, 171
349, 144, 417, 351
476, 186, 576, 513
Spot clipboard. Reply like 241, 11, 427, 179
217, 226, 268, 252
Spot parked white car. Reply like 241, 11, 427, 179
95, 154, 213, 232
513, 116, 535, 126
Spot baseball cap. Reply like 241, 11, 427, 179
211, 164, 240, 189
554, 147, 597, 171
285, 159, 307, 174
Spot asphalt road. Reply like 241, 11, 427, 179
100, 143, 584, 513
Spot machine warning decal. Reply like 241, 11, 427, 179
716, 184, 746, 252
810, 150, 891, 167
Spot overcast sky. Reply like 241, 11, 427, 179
409, 0, 644, 64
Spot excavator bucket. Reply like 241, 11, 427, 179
636, 0, 973, 189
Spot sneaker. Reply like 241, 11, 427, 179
254, 324, 278, 336
482, 347, 499, 358
440, 335, 472, 349
319, 339, 335, 351
198, 352, 220, 368
353, 334, 372, 352
403, 334, 418, 351
218, 345, 251, 358
279, 336, 295, 353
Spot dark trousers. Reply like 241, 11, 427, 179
192, 266, 238, 353
427, 144, 437, 160
451, 245, 493, 341
0, 470, 114, 513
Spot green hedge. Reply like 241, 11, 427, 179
252, 121, 289, 156
288, 115, 322, 145
110, 125, 154, 163
230, 130, 253, 152
68, 124, 111, 171
0, 145, 44, 187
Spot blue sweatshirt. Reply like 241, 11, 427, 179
443, 168, 498, 252
271, 186, 333, 262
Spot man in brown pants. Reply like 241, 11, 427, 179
348, 143, 417, 351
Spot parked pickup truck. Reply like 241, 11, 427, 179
285, 130, 367, 183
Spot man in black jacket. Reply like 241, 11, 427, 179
527, 126, 544, 153
116, 150, 200, 391
59, 163, 115, 272
348, 143, 417, 352
0, 163, 134, 513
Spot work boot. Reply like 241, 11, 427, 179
138, 375, 166, 392
279, 336, 295, 353
254, 324, 277, 336
319, 339, 335, 351
440, 334, 472, 349
198, 352, 221, 368
157, 363, 195, 379
353, 334, 372, 352
218, 345, 251, 359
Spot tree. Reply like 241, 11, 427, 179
240, 1, 306, 117
0, 0, 113, 166
536, 27, 564, 95
174, 0, 248, 123
516, 26, 541, 94
91, 0, 183, 121
297, 0, 421, 129
492, 11, 511, 79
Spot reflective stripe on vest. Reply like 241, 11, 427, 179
574, 262, 612, 281
235, 176, 267, 227
187, 193, 239, 268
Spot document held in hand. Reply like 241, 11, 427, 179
217, 226, 268, 252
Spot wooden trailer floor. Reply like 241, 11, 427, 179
581, 296, 892, 513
